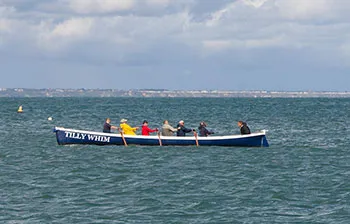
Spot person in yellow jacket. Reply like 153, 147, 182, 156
120, 119, 139, 135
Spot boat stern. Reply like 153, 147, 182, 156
262, 136, 269, 147
259, 130, 269, 147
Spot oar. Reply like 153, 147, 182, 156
157, 132, 162, 146
193, 130, 199, 147
118, 128, 128, 147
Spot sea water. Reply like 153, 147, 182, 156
0, 97, 349, 223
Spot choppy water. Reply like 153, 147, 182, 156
0, 97, 349, 223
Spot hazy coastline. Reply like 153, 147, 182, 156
1, 88, 350, 98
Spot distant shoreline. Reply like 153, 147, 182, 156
1, 88, 350, 98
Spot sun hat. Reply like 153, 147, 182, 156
120, 119, 127, 123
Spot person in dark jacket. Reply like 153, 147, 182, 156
176, 120, 193, 136
103, 118, 117, 133
198, 122, 214, 137
237, 121, 251, 135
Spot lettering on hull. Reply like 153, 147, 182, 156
87, 134, 110, 143
64, 131, 110, 143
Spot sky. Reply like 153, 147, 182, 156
1, 0, 350, 91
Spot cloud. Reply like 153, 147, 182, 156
52, 18, 94, 38
196, 0, 350, 55
146, 0, 170, 7
0, 18, 11, 33
62, 0, 136, 14
0, 6, 15, 32
2, 0, 349, 54
0, 4, 15, 15
1, 0, 350, 90
275, 0, 350, 22
201, 35, 286, 56
202, 40, 232, 52
275, 0, 330, 20
242, 0, 268, 8
58, 0, 185, 15
36, 17, 94, 51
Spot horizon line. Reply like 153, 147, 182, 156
1, 88, 350, 93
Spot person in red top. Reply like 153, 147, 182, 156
141, 120, 158, 136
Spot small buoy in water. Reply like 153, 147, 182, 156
48, 117, 53, 121
17, 105, 23, 113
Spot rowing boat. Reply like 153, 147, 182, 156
54, 127, 269, 147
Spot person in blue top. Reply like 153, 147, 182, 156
198, 122, 214, 137
103, 118, 117, 133
176, 120, 194, 136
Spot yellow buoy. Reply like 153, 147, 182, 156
17, 105, 23, 113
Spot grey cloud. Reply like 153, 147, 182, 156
1, 0, 350, 90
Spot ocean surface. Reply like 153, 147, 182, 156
0, 97, 349, 223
